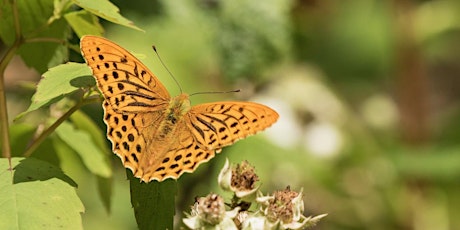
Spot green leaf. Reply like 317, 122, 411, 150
71, 0, 143, 31
69, 110, 113, 212
52, 136, 87, 178
55, 121, 112, 178
70, 110, 110, 155
0, 0, 54, 45
48, 0, 72, 25
0, 0, 72, 72
8, 123, 36, 157
0, 0, 15, 45
96, 175, 113, 214
128, 170, 177, 230
16, 62, 94, 120
0, 157, 84, 229
65, 10, 104, 37
7, 123, 60, 166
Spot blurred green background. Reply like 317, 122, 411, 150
6, 0, 460, 229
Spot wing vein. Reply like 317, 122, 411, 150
196, 116, 217, 133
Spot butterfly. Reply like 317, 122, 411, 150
80, 35, 278, 182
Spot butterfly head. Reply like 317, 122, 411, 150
168, 93, 191, 119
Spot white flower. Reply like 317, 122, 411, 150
218, 159, 233, 191
217, 159, 260, 202
255, 187, 327, 230
183, 193, 240, 230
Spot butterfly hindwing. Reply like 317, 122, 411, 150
138, 128, 216, 181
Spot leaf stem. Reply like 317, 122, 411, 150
25, 37, 66, 44
0, 0, 23, 163
23, 97, 100, 157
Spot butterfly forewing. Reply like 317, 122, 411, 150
187, 102, 279, 150
80, 36, 170, 113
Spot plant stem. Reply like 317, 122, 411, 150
0, 0, 22, 164
23, 97, 100, 157
0, 54, 14, 160
25, 37, 66, 44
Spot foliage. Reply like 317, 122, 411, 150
0, 158, 83, 229
2, 0, 460, 230
0, 0, 157, 229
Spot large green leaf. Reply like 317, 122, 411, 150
0, 157, 84, 229
16, 62, 94, 119
71, 0, 143, 31
55, 121, 112, 178
128, 170, 177, 230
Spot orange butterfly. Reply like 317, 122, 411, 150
80, 36, 278, 182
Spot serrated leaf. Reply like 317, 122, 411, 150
71, 0, 143, 31
0, 157, 84, 230
128, 170, 176, 230
56, 121, 111, 178
16, 62, 94, 120
65, 10, 104, 37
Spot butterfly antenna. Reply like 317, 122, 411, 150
152, 45, 183, 93
190, 89, 241, 97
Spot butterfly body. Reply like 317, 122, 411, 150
158, 93, 190, 137
80, 35, 278, 182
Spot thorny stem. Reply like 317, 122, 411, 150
23, 96, 100, 157
0, 0, 22, 166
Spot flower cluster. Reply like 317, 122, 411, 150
183, 193, 240, 229
183, 159, 327, 230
